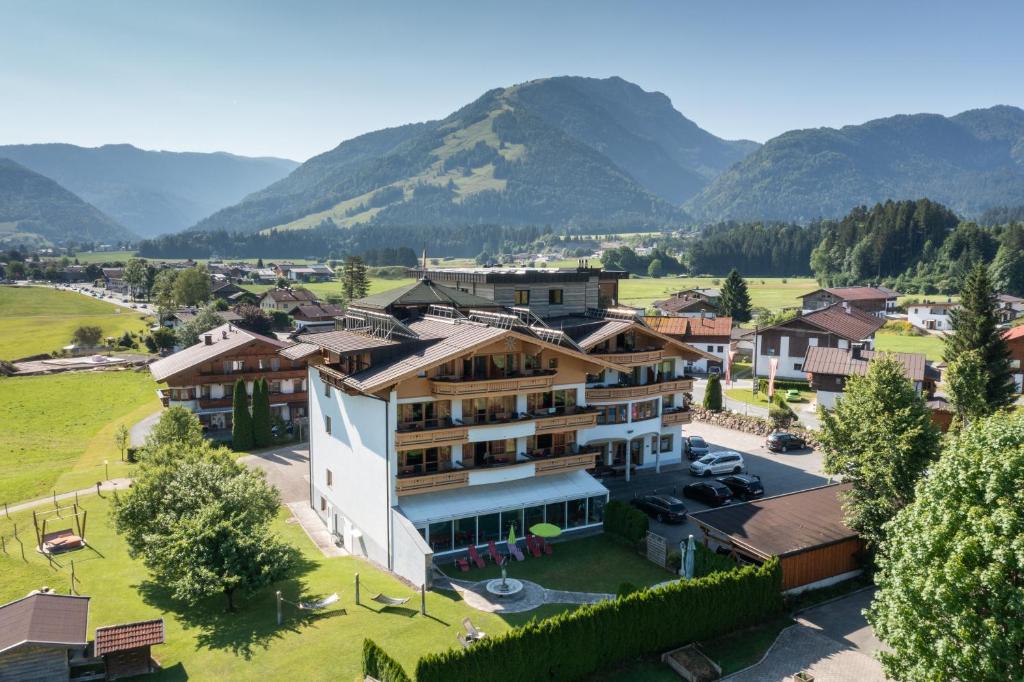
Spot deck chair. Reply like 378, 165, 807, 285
487, 540, 506, 565
370, 593, 411, 608
456, 632, 470, 649
463, 618, 482, 639
527, 534, 542, 558
508, 541, 525, 562
456, 557, 470, 572
468, 544, 486, 568
543, 539, 553, 555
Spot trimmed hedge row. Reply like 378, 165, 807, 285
412, 559, 782, 682
603, 500, 649, 544
362, 638, 411, 682
756, 377, 810, 393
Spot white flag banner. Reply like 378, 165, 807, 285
768, 357, 779, 398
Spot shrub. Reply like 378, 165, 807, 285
72, 324, 103, 347
667, 550, 682, 572
603, 500, 649, 545
703, 374, 723, 411
125, 447, 140, 463
362, 639, 411, 682
413, 559, 783, 682
693, 543, 737, 577
617, 582, 640, 598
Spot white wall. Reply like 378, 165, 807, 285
391, 510, 434, 588
753, 334, 807, 380
908, 306, 952, 330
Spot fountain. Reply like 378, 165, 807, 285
485, 564, 524, 598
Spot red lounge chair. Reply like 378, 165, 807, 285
487, 540, 506, 565
467, 544, 486, 569
456, 557, 470, 572
543, 540, 553, 555
526, 534, 542, 557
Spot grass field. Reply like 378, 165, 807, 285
241, 276, 417, 300
0, 371, 158, 505
0, 501, 519, 680
725, 387, 815, 408
875, 331, 945, 361
619, 276, 817, 312
0, 286, 153, 360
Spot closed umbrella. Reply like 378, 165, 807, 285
683, 534, 696, 580
508, 524, 517, 548
529, 523, 562, 538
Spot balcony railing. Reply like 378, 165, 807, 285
591, 348, 665, 365
430, 371, 556, 396
586, 377, 693, 401
395, 423, 468, 448
532, 408, 599, 432
534, 451, 601, 476
395, 468, 469, 495
661, 407, 693, 427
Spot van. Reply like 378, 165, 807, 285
689, 450, 745, 477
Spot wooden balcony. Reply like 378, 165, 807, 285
662, 408, 693, 427
395, 425, 468, 449
586, 378, 693, 401
395, 469, 470, 496
533, 410, 599, 432
593, 349, 665, 365
430, 372, 555, 397
196, 391, 308, 410
534, 451, 600, 476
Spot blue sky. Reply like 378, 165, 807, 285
1, 1, 1021, 161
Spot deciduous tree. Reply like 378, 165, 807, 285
173, 266, 211, 307
123, 258, 149, 300
145, 406, 205, 451
72, 324, 103, 347
176, 304, 223, 348
944, 348, 990, 431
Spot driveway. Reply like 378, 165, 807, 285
692, 378, 821, 430
239, 444, 310, 504
602, 421, 831, 550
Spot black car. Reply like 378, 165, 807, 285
684, 435, 710, 460
766, 431, 807, 452
682, 480, 733, 507
717, 474, 764, 501
629, 495, 688, 523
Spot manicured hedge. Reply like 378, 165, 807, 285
362, 638, 411, 682
603, 500, 649, 544
758, 377, 810, 393
413, 559, 782, 682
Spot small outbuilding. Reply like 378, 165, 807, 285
0, 592, 90, 682
690, 483, 862, 592
94, 619, 165, 679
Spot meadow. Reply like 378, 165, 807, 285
0, 371, 159, 505
619, 275, 818, 311
0, 286, 153, 360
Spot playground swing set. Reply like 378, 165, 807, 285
32, 504, 88, 555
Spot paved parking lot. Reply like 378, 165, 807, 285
602, 421, 831, 549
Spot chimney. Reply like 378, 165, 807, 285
203, 334, 213, 346
842, 301, 851, 314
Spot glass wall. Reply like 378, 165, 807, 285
500, 509, 523, 538
478, 512, 501, 543
567, 498, 587, 528
428, 520, 453, 553
454, 516, 477, 549
524, 505, 545, 530
588, 496, 605, 524
546, 501, 566, 528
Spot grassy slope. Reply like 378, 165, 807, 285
0, 286, 152, 360
874, 331, 945, 361
0, 501, 516, 680
0, 371, 158, 504
619, 276, 817, 311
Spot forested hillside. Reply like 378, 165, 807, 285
688, 222, 822, 277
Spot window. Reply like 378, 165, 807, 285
567, 499, 587, 528
548, 357, 559, 370
270, 380, 282, 393
320, 496, 327, 512
428, 520, 453, 553
478, 513, 500, 543
324, 415, 332, 435
630, 399, 659, 422
660, 435, 673, 453
271, 357, 281, 371
326, 469, 333, 487
717, 345, 724, 353
587, 496, 606, 524
454, 517, 477, 550
548, 289, 563, 305
545, 501, 566, 529
707, 344, 714, 352
224, 359, 244, 373
514, 289, 530, 305
794, 363, 803, 371
525, 505, 545, 529
596, 404, 628, 425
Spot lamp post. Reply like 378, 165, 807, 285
104, 459, 109, 481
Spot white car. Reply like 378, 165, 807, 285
689, 450, 745, 477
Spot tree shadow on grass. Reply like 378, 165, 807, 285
134, 552, 321, 660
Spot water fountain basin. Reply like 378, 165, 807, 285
485, 578, 524, 598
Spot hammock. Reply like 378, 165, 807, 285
370, 593, 411, 607
285, 593, 340, 610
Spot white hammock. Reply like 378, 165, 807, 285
296, 593, 339, 610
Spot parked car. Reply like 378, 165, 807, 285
682, 481, 733, 507
683, 435, 710, 461
689, 450, 745, 477
708, 366, 722, 376
785, 389, 801, 402
766, 432, 807, 452
717, 474, 764, 501
629, 495, 688, 524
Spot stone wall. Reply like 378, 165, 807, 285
690, 407, 820, 448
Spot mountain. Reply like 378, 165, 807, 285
0, 143, 298, 237
0, 158, 132, 243
190, 76, 756, 234
687, 105, 1024, 222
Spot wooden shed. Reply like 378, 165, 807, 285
690, 483, 862, 592
0, 592, 90, 682
93, 619, 165, 679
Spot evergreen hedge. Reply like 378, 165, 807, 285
362, 638, 411, 682
252, 377, 273, 448
603, 500, 649, 544
231, 379, 253, 451
414, 559, 783, 682
703, 374, 723, 411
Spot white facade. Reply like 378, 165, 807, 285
907, 304, 956, 331
682, 342, 729, 375
754, 334, 874, 381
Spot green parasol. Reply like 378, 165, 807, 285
508, 524, 517, 547
529, 523, 562, 538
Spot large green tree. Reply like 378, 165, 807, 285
231, 379, 253, 451
123, 258, 149, 300
702, 374, 723, 411
112, 441, 295, 611
145, 406, 205, 451
341, 256, 370, 302
173, 266, 211, 307
944, 348, 990, 431
989, 223, 1024, 297
718, 269, 752, 322
151, 268, 179, 318
943, 263, 1015, 411
818, 355, 940, 550
251, 377, 273, 448
175, 304, 223, 348
868, 412, 1024, 680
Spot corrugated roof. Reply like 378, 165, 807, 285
690, 483, 856, 558
0, 593, 90, 654
279, 341, 322, 361
351, 280, 500, 310
803, 346, 929, 382
149, 323, 290, 382
94, 619, 165, 655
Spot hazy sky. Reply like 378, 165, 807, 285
2, 1, 1021, 161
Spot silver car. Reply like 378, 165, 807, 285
689, 450, 745, 477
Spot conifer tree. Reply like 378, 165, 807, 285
718, 269, 752, 322
252, 378, 273, 448
702, 373, 723, 411
341, 256, 370, 302
231, 379, 253, 451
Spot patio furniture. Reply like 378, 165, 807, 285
468, 544, 486, 568
543, 539, 553, 555
526, 534, 542, 558
508, 541, 525, 562
487, 540, 506, 565
456, 557, 470, 572
370, 593, 411, 608
463, 618, 482, 639
456, 632, 470, 649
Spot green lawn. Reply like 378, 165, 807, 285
619, 276, 817, 312
241, 276, 417, 301
0, 371, 159, 505
875, 331, 945, 361
0, 501, 517, 680
456, 534, 675, 594
698, 615, 795, 675
725, 387, 814, 408
0, 286, 153, 361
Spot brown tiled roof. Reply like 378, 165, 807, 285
795, 304, 885, 341
690, 484, 857, 558
803, 286, 899, 302
0, 593, 90, 654
295, 329, 399, 355
149, 323, 290, 382
803, 346, 929, 382
94, 619, 165, 655
645, 315, 732, 338
567, 320, 634, 349
279, 341, 322, 361
654, 292, 719, 313
290, 304, 345, 320
261, 288, 317, 304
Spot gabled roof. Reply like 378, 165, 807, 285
289, 303, 345, 320
260, 288, 317, 304
802, 286, 899, 302
279, 341, 322, 361
803, 346, 931, 383
350, 279, 500, 311
293, 329, 398, 355
644, 315, 733, 338
0, 593, 90, 654
761, 303, 884, 341
1002, 325, 1024, 342
94, 619, 165, 655
149, 323, 290, 382
172, 309, 242, 324
565, 318, 718, 361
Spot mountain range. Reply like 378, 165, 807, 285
0, 143, 297, 238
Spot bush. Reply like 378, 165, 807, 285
603, 500, 649, 545
125, 447, 140, 463
413, 559, 783, 682
703, 374, 723, 411
362, 639, 411, 682
667, 550, 681, 572
617, 582, 640, 598
693, 543, 737, 577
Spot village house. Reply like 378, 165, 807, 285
800, 286, 899, 317
907, 299, 958, 331
652, 288, 721, 317
101, 267, 129, 295
299, 265, 713, 586
803, 345, 939, 410
288, 303, 346, 332
165, 308, 243, 331
274, 263, 335, 283
1003, 325, 1024, 393
0, 592, 90, 682
644, 314, 733, 375
149, 323, 308, 437
753, 303, 885, 380
997, 294, 1024, 324
258, 287, 318, 312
